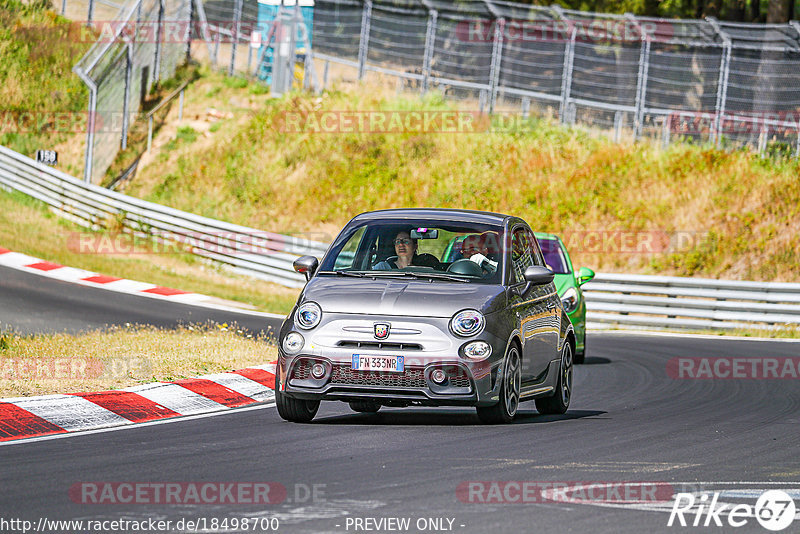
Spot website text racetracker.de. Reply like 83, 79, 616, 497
0, 517, 280, 534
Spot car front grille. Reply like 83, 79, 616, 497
329, 364, 471, 389
330, 365, 427, 388
336, 341, 423, 351
290, 359, 312, 380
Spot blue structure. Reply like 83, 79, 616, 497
257, 0, 315, 83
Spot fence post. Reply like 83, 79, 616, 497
154, 0, 165, 85
488, 18, 505, 114
662, 114, 671, 148
632, 34, 650, 140
521, 97, 530, 119
422, 8, 438, 94
795, 123, 800, 158
357, 0, 373, 81
613, 111, 622, 143
121, 41, 133, 150
229, 0, 243, 76
758, 126, 768, 154
87, 0, 94, 27
61, 0, 66, 16
559, 25, 577, 124
707, 18, 731, 147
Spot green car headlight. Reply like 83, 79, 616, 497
561, 287, 579, 314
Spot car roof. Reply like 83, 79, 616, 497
351, 208, 513, 225
533, 231, 560, 241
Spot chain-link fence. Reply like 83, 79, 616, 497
70, 0, 192, 183
313, 0, 800, 156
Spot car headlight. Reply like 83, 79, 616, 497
295, 302, 322, 329
450, 309, 485, 337
282, 332, 304, 354
463, 341, 492, 361
562, 287, 579, 314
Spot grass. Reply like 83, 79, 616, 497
124, 80, 800, 283
0, 323, 277, 397
0, 0, 91, 168
0, 187, 300, 314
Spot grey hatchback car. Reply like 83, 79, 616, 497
276, 209, 575, 424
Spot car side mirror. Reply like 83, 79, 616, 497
524, 265, 555, 285
576, 267, 595, 286
293, 255, 319, 281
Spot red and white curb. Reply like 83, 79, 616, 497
0, 363, 277, 442
0, 246, 282, 318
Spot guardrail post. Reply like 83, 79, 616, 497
229, 0, 243, 76
488, 18, 505, 114
357, 0, 373, 81
559, 25, 577, 124
422, 9, 438, 94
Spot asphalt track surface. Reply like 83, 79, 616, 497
2, 264, 800, 533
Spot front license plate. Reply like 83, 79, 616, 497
352, 354, 404, 372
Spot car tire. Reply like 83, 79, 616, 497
275, 365, 320, 423
574, 334, 585, 365
476, 345, 521, 424
535, 342, 573, 415
349, 400, 381, 413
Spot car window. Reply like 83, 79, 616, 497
537, 237, 571, 274
510, 228, 535, 284
333, 226, 366, 270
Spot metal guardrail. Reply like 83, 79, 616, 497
1, 143, 799, 329
584, 273, 800, 330
0, 145, 327, 288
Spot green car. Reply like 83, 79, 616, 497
534, 232, 594, 364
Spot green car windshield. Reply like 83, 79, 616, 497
318, 220, 506, 284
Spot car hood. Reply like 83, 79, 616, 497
301, 276, 507, 317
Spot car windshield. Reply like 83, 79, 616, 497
537, 237, 571, 275
318, 219, 506, 284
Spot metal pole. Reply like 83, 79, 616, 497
147, 116, 153, 152
74, 67, 97, 183
154, 0, 165, 84
707, 18, 732, 147
662, 114, 671, 149
488, 18, 505, 114
795, 124, 800, 158
87, 0, 94, 27
179, 89, 184, 120
758, 126, 768, 154
559, 25, 577, 124
633, 37, 650, 140
613, 111, 622, 143
323, 59, 329, 89
61, 0, 66, 16
521, 97, 530, 119
121, 41, 133, 150
357, 0, 373, 81
229, 0, 243, 76
421, 9, 438, 94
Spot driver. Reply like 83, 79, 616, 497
373, 230, 419, 270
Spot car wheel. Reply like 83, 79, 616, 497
476, 345, 521, 424
349, 400, 381, 413
574, 334, 585, 365
535, 342, 573, 415
275, 365, 320, 423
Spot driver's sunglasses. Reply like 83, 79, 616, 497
393, 238, 413, 246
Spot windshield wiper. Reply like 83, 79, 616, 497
318, 270, 368, 277
367, 270, 471, 282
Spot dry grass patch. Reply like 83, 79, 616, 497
0, 323, 277, 397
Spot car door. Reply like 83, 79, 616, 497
529, 229, 561, 362
507, 225, 553, 383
